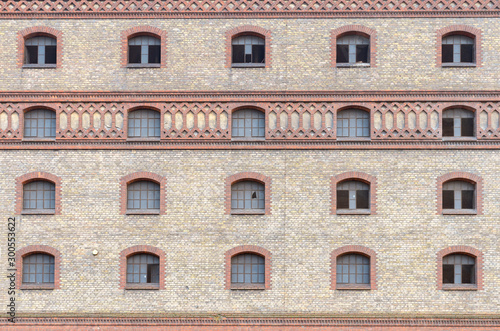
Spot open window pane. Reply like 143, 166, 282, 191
443, 264, 454, 283
461, 190, 474, 209
460, 44, 474, 63
129, 46, 141, 63
356, 45, 369, 63
45, 46, 57, 64
26, 46, 38, 64
252, 45, 265, 63
356, 190, 369, 209
442, 190, 455, 209
148, 45, 161, 64
461, 118, 474, 137
337, 190, 349, 209
442, 44, 454, 63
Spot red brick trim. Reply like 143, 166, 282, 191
15, 172, 62, 215
119, 172, 166, 215
16, 245, 61, 290
17, 26, 63, 68
436, 25, 482, 67
224, 245, 271, 290
119, 245, 166, 290
331, 245, 377, 290
436, 246, 484, 291
224, 172, 272, 215
331, 25, 377, 68
225, 25, 272, 68
436, 172, 483, 215
121, 26, 167, 68
331, 172, 377, 215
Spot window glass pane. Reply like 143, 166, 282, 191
337, 190, 349, 209
252, 45, 265, 63
461, 190, 474, 209
461, 118, 474, 137
356, 190, 369, 209
356, 45, 369, 63
129, 45, 142, 63
461, 44, 474, 63
443, 264, 454, 283
337, 45, 349, 63
442, 44, 454, 63
45, 45, 57, 64
26, 46, 38, 64
442, 190, 455, 209
232, 45, 245, 63
149, 45, 161, 64
462, 265, 474, 284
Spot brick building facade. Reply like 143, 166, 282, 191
0, 1, 499, 330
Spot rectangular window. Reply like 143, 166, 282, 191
129, 45, 142, 63
461, 190, 474, 209
26, 46, 38, 64
442, 44, 454, 63
148, 45, 161, 64
443, 264, 454, 283
461, 118, 474, 136
442, 190, 455, 209
356, 45, 369, 63
45, 46, 57, 64
461, 44, 474, 63
337, 190, 349, 209
252, 45, 265, 63
356, 190, 369, 209
337, 45, 349, 63
232, 45, 245, 63
462, 264, 474, 284
442, 118, 454, 137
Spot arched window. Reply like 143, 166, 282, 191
24, 36, 57, 66
443, 254, 476, 285
231, 181, 265, 214
232, 35, 265, 67
126, 253, 160, 285
231, 109, 265, 139
442, 180, 475, 211
442, 108, 474, 138
24, 109, 56, 139
337, 180, 369, 211
336, 253, 370, 286
128, 35, 161, 65
128, 109, 160, 139
337, 109, 370, 138
23, 253, 55, 285
442, 34, 474, 64
231, 253, 265, 289
336, 34, 370, 65
127, 180, 160, 212
23, 180, 55, 212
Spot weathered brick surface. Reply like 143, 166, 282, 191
0, 149, 499, 316
0, 18, 499, 91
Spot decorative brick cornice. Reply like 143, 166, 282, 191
331, 245, 377, 290
119, 172, 166, 215
436, 246, 484, 291
17, 26, 63, 68
331, 25, 377, 68
121, 26, 167, 68
14, 172, 62, 215
224, 245, 272, 290
224, 172, 272, 215
16, 245, 61, 290
225, 25, 272, 68
331, 172, 377, 215
0, 1, 499, 18
436, 172, 483, 215
436, 25, 483, 67
119, 245, 166, 290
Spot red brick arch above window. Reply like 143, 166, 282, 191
436, 172, 483, 215
16, 245, 61, 290
331, 25, 377, 68
436, 25, 482, 67
436, 246, 484, 290
120, 171, 166, 215
225, 25, 272, 68
119, 245, 166, 290
225, 172, 272, 215
18, 26, 63, 68
331, 171, 377, 214
121, 26, 167, 68
15, 172, 62, 215
224, 245, 272, 290
331, 245, 377, 290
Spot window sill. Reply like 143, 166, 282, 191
336, 63, 370, 68
336, 209, 371, 215
442, 209, 477, 215
442, 284, 477, 291
442, 137, 477, 141
22, 64, 57, 69
21, 210, 55, 215
230, 283, 266, 290
126, 63, 161, 68
231, 210, 265, 215
442, 63, 476, 68
124, 283, 159, 290
336, 284, 371, 290
20, 284, 55, 290
126, 210, 160, 215
231, 63, 266, 68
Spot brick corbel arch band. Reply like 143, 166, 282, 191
331, 25, 377, 67
17, 26, 63, 68
331, 245, 378, 290
225, 25, 272, 68
225, 172, 272, 215
331, 171, 378, 214
436, 25, 482, 67
436, 246, 484, 290
121, 26, 168, 68
16, 245, 62, 289
436, 171, 483, 215
119, 245, 166, 290
15, 171, 62, 214
120, 171, 167, 215
224, 245, 272, 290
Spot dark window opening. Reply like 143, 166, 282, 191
442, 34, 475, 64
336, 34, 370, 65
24, 36, 57, 66
442, 44, 454, 63
442, 180, 475, 210
337, 180, 370, 211
128, 35, 161, 65
232, 35, 265, 65
461, 44, 474, 63
126, 254, 160, 284
45, 46, 57, 64
26, 46, 38, 64
442, 108, 474, 138
129, 45, 142, 63
442, 254, 476, 285
356, 45, 369, 63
